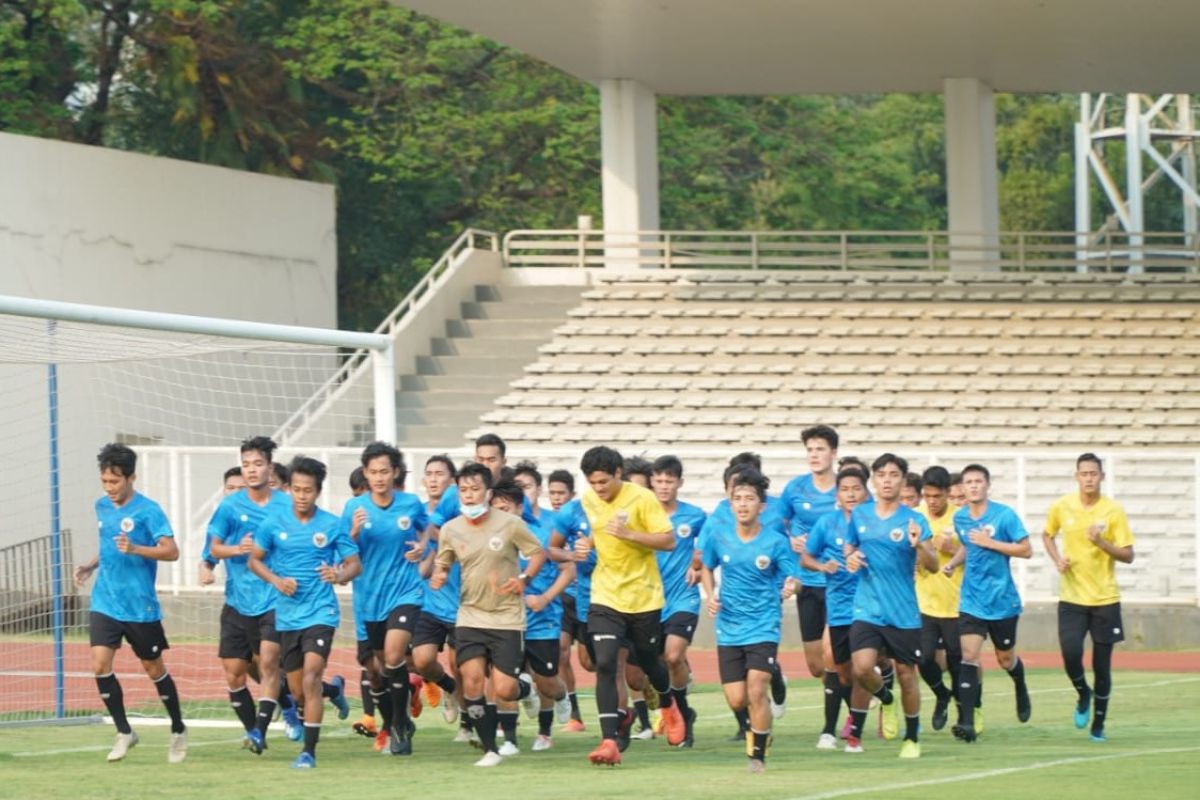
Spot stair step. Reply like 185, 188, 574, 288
476, 285, 585, 303
397, 391, 499, 409
461, 301, 575, 320
445, 319, 554, 339
395, 424, 476, 448
401, 374, 518, 392
417, 355, 533, 376
431, 337, 546, 357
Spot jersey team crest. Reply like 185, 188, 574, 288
888, 527, 904, 543
677, 523, 692, 538
754, 554, 770, 570
488, 536, 503, 551
312, 532, 329, 548
398, 516, 412, 530
120, 517, 134, 533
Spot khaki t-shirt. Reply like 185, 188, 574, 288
435, 508, 544, 630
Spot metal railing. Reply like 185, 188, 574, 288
503, 229, 1200, 273
0, 529, 77, 633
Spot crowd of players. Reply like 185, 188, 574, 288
74, 425, 1135, 772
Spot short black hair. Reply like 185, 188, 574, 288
272, 462, 290, 486
288, 455, 327, 491
872, 453, 909, 475
961, 463, 991, 483
802, 424, 839, 450
490, 479, 525, 508
581, 446, 622, 477
835, 467, 868, 488
498, 465, 516, 482
349, 466, 367, 493
728, 451, 762, 471
623, 455, 653, 483
837, 456, 871, 477
98, 443, 136, 477
921, 466, 951, 491
547, 469, 575, 492
425, 454, 457, 478
651, 455, 684, 479
723, 462, 755, 486
949, 471, 963, 487
223, 466, 242, 482
240, 436, 277, 463
1076, 452, 1103, 471
905, 472, 924, 493
361, 440, 403, 470
730, 468, 770, 501
474, 432, 507, 457
457, 461, 494, 489
513, 460, 542, 486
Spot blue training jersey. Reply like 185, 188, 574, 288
341, 491, 427, 622
256, 506, 357, 631
523, 510, 563, 640
421, 537, 461, 624
953, 501, 1028, 620
91, 493, 173, 623
206, 489, 291, 617
846, 503, 932, 630
702, 519, 801, 647
702, 494, 788, 550
658, 502, 706, 620
805, 509, 859, 627
782, 473, 838, 588
555, 498, 596, 622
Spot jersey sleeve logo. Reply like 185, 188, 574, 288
488, 536, 504, 551
240, 514, 249, 522
722, 554, 731, 563
279, 531, 288, 541
120, 517, 134, 533
398, 516, 412, 531
888, 527, 904, 543
802, 502, 812, 510
677, 523, 692, 539
754, 554, 770, 570
312, 532, 328, 548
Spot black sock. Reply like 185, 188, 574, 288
1069, 671, 1091, 700
670, 685, 691, 718
633, 699, 651, 728
880, 662, 895, 692
373, 689, 392, 730
436, 674, 456, 693
499, 709, 518, 744
770, 662, 787, 702
734, 707, 750, 732
256, 697, 277, 737
599, 712, 620, 740
872, 683, 894, 706
152, 673, 185, 734
321, 681, 339, 700
460, 709, 472, 730
385, 663, 410, 731
517, 674, 532, 700
480, 703, 500, 753
1006, 657, 1027, 689
904, 713, 919, 743
303, 723, 320, 756
278, 677, 294, 711
849, 707, 868, 740
919, 658, 950, 700
840, 683, 853, 713
1092, 694, 1110, 733
959, 663, 980, 726
822, 672, 841, 736
750, 728, 769, 761
538, 708, 553, 737
568, 692, 582, 722
96, 673, 131, 735
229, 686, 257, 732
360, 671, 375, 716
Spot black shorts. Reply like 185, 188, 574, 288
561, 594, 579, 636
217, 605, 279, 661
525, 638, 561, 677
662, 611, 699, 644
89, 612, 170, 661
356, 638, 374, 667
717, 642, 779, 684
1058, 601, 1125, 646
796, 586, 828, 642
921, 614, 961, 662
959, 613, 1020, 650
455, 627, 524, 678
829, 624, 853, 665
280, 625, 335, 673
849, 621, 922, 665
365, 603, 421, 651
412, 612, 457, 651
587, 604, 665, 670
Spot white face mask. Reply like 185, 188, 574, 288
461, 501, 489, 520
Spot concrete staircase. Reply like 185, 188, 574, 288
393, 283, 583, 448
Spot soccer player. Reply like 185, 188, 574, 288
574, 446, 689, 766
945, 463, 1033, 743
650, 455, 705, 747
73, 443, 187, 763
901, 472, 923, 508
1042, 453, 1135, 742
701, 468, 800, 772
547, 469, 575, 511
431, 463, 547, 767
205, 436, 300, 752
224, 466, 247, 495
345, 465, 385, 743
546, 468, 586, 730
843, 453, 937, 758
915, 465, 963, 731
801, 466, 869, 750
198, 468, 248, 586
948, 472, 966, 508
270, 461, 290, 492
620, 454, 656, 738
250, 456, 361, 768
341, 441, 428, 755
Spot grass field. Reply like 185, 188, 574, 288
1, 669, 1197, 800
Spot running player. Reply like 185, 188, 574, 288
431, 463, 547, 767
701, 468, 800, 772
341, 441, 428, 756
1042, 453, 1134, 742
73, 443, 187, 763
546, 469, 586, 731
250, 456, 361, 768
915, 465, 963, 731
948, 472, 966, 508
946, 463, 1033, 743
901, 472, 923, 508
843, 453, 937, 758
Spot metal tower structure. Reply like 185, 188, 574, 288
1075, 93, 1198, 271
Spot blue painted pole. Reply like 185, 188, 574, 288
48, 321, 65, 718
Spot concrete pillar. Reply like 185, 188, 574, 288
600, 79, 659, 267
944, 78, 1001, 270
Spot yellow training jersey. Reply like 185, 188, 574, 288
1044, 493, 1134, 606
915, 503, 962, 618
582, 481, 673, 614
